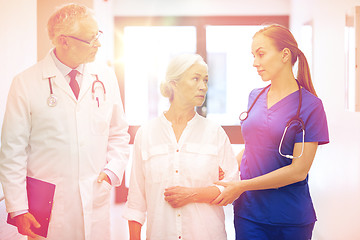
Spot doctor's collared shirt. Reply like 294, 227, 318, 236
50, 50, 85, 86
123, 113, 239, 240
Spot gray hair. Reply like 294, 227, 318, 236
47, 3, 94, 44
160, 53, 207, 102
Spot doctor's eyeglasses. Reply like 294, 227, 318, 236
64, 30, 103, 47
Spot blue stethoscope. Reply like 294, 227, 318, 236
239, 80, 305, 159
47, 74, 106, 107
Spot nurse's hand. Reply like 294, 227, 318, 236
97, 172, 111, 185
14, 212, 41, 238
211, 181, 244, 206
164, 186, 195, 208
219, 167, 225, 180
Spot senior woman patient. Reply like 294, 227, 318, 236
123, 53, 239, 240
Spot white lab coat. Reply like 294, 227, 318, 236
0, 51, 130, 240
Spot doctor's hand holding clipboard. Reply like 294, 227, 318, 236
7, 177, 56, 238
12, 212, 41, 238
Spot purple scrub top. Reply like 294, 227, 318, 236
234, 86, 329, 226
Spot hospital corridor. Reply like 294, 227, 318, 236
1, 0, 360, 239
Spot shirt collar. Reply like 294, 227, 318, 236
187, 112, 200, 126
161, 111, 199, 126
50, 49, 85, 76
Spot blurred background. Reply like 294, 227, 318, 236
1, 0, 360, 239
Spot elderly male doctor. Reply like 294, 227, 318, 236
0, 3, 129, 240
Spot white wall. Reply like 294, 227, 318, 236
291, 0, 360, 239
0, 1, 36, 238
0, 0, 37, 135
114, 0, 290, 16
94, 0, 115, 65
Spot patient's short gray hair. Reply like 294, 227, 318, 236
160, 53, 207, 102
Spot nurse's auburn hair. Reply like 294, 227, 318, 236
255, 24, 317, 97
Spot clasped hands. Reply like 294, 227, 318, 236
164, 186, 197, 208
211, 181, 244, 206
163, 181, 244, 208
164, 167, 244, 208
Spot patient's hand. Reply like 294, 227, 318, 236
164, 186, 195, 208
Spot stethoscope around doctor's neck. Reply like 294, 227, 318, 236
239, 80, 305, 159
47, 74, 106, 107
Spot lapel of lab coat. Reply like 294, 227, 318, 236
42, 53, 78, 102
78, 62, 98, 102
41, 52, 99, 103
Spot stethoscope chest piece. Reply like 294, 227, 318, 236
47, 77, 57, 107
47, 95, 57, 107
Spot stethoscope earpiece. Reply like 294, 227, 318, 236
92, 74, 106, 101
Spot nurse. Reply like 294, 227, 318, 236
212, 24, 329, 240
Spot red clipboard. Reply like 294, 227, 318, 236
7, 177, 56, 238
